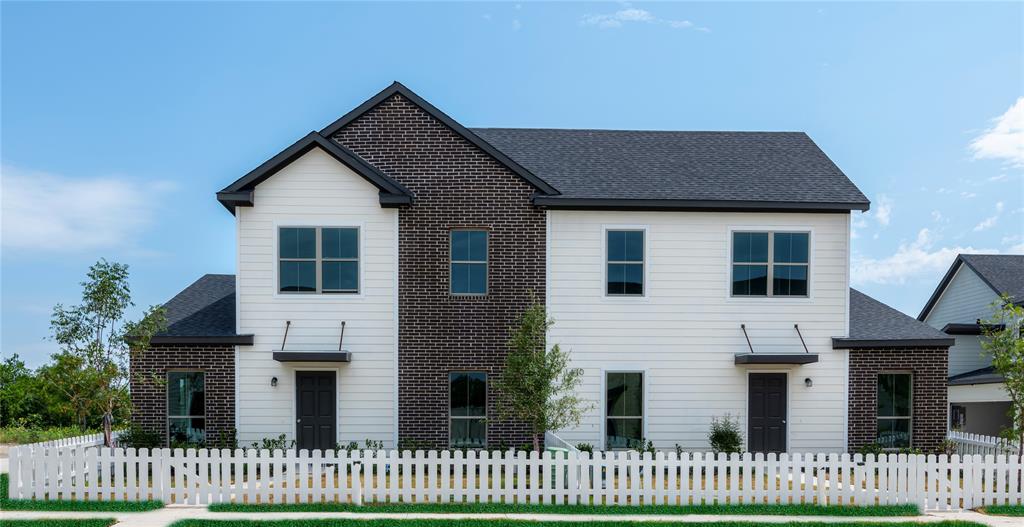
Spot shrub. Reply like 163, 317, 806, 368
251, 434, 292, 451
858, 442, 885, 457
115, 425, 161, 450
628, 437, 656, 454
576, 442, 594, 454
0, 425, 92, 445
708, 414, 742, 454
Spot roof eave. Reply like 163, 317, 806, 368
318, 81, 560, 196
831, 337, 955, 350
533, 196, 869, 213
148, 335, 255, 346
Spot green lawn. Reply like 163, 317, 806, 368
0, 521, 116, 527
980, 505, 1024, 516
209, 502, 919, 516
0, 473, 163, 511
175, 521, 985, 527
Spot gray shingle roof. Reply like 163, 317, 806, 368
158, 274, 237, 337
834, 289, 954, 349
948, 365, 1004, 386
471, 128, 869, 209
960, 254, 1024, 303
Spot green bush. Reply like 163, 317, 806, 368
116, 425, 162, 449
0, 425, 93, 444
708, 414, 742, 454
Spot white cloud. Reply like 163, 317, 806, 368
970, 97, 1024, 166
511, 19, 522, 30
988, 174, 1009, 182
960, 191, 977, 199
931, 210, 942, 222
1010, 243, 1024, 254
851, 228, 998, 285
0, 165, 173, 252
581, 8, 708, 32
974, 216, 998, 231
873, 194, 892, 226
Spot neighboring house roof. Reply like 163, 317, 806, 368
473, 128, 870, 212
917, 254, 1024, 321
217, 132, 413, 213
319, 82, 560, 196
948, 365, 1005, 386
150, 274, 252, 345
833, 289, 955, 349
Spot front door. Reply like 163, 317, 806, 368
296, 371, 336, 451
748, 373, 786, 453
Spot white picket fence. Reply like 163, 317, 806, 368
8, 447, 1023, 511
949, 431, 1021, 457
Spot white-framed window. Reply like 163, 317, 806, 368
279, 227, 359, 294
450, 230, 488, 295
877, 373, 912, 449
167, 371, 205, 446
731, 231, 809, 297
606, 229, 644, 296
449, 371, 486, 448
605, 371, 643, 449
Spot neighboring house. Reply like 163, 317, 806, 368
130, 82, 952, 453
918, 254, 1024, 437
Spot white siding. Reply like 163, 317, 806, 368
547, 211, 850, 452
923, 266, 1000, 376
236, 148, 397, 447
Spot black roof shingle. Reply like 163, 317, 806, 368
472, 128, 870, 211
151, 274, 250, 345
833, 289, 954, 349
918, 254, 1024, 321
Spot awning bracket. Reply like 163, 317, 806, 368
740, 324, 755, 354
794, 324, 810, 353
281, 320, 291, 350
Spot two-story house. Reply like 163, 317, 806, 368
918, 254, 1023, 437
130, 82, 953, 453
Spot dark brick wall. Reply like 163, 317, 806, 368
332, 93, 541, 449
848, 347, 949, 453
130, 344, 235, 446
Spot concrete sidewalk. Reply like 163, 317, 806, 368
1, 508, 1020, 527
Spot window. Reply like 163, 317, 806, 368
877, 373, 912, 449
279, 227, 359, 294
607, 230, 644, 296
606, 372, 643, 449
731, 231, 808, 297
450, 372, 486, 448
168, 372, 205, 445
450, 230, 487, 295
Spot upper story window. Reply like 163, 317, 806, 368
607, 230, 644, 296
279, 227, 359, 294
450, 230, 487, 295
731, 231, 809, 297
877, 373, 912, 449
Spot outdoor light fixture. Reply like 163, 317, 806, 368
271, 376, 278, 387
804, 377, 813, 388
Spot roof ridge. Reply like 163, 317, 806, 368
471, 127, 809, 134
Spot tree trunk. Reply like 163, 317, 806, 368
103, 411, 113, 447
533, 433, 541, 453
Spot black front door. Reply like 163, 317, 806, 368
296, 371, 336, 451
748, 373, 787, 453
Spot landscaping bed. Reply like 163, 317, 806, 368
0, 473, 163, 512
208, 502, 919, 516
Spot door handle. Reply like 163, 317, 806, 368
296, 418, 301, 423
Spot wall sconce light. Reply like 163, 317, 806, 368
804, 377, 813, 388
271, 376, 278, 388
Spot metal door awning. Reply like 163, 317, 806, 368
734, 323, 819, 365
273, 320, 352, 362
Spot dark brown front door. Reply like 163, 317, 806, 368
748, 373, 786, 453
296, 371, 336, 451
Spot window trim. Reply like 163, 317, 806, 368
276, 225, 362, 296
602, 369, 647, 450
603, 226, 648, 299
876, 371, 913, 450
449, 229, 489, 296
728, 228, 812, 299
448, 371, 487, 448
166, 370, 206, 445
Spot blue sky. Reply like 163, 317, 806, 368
2, 2, 1022, 367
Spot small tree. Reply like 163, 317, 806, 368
494, 299, 590, 452
980, 294, 1024, 456
49, 259, 165, 446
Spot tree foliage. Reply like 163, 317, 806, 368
980, 294, 1024, 455
494, 299, 590, 452
48, 259, 165, 446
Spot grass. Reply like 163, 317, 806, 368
0, 473, 164, 511
175, 521, 985, 527
208, 502, 919, 516
980, 505, 1024, 516
0, 426, 97, 445
0, 521, 116, 527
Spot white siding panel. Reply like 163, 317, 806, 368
547, 211, 849, 452
236, 148, 397, 447
923, 266, 1000, 376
